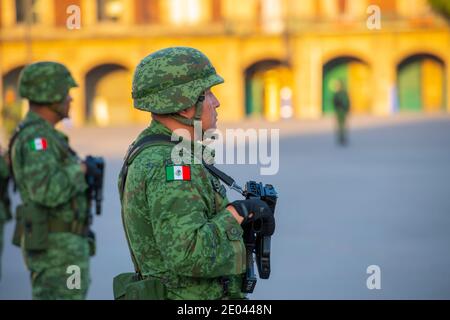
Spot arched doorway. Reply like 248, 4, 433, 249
397, 54, 446, 112
85, 64, 132, 126
322, 56, 372, 115
245, 60, 294, 121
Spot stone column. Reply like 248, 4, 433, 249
2, 0, 16, 28
371, 34, 395, 116
293, 36, 322, 119
122, 0, 135, 25
36, 0, 55, 26
81, 0, 97, 27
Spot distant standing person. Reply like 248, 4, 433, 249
333, 80, 350, 145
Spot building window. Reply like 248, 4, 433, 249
212, 0, 222, 22
135, 0, 159, 24
97, 0, 124, 22
245, 60, 294, 121
168, 0, 202, 25
15, 0, 39, 24
337, 0, 347, 15
55, 0, 81, 27
369, 0, 397, 17
260, 0, 284, 33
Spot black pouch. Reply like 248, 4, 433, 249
12, 204, 24, 247
22, 203, 49, 251
113, 273, 137, 300
113, 273, 167, 300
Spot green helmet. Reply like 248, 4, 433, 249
18, 61, 78, 104
132, 47, 224, 115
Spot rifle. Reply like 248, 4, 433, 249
203, 164, 278, 293
85, 155, 105, 216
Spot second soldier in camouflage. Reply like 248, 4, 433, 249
10, 62, 94, 299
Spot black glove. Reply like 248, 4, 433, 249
229, 199, 275, 236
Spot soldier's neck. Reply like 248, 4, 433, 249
152, 115, 197, 142
30, 106, 60, 127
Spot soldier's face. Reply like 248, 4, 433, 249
201, 89, 220, 130
60, 94, 73, 119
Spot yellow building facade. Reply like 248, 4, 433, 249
1, 0, 449, 126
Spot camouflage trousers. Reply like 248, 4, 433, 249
336, 110, 348, 145
31, 264, 89, 300
26, 233, 91, 300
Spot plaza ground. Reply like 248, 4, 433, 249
1, 113, 450, 299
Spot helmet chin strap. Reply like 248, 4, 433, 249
48, 101, 67, 120
169, 94, 205, 128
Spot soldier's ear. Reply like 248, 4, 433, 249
178, 105, 196, 118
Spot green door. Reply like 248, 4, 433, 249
245, 74, 264, 116
398, 60, 421, 111
323, 62, 348, 114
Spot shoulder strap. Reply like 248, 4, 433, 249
118, 134, 176, 200
119, 134, 240, 199
52, 133, 78, 158
118, 134, 177, 275
203, 163, 242, 192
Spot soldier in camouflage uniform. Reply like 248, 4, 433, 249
333, 80, 350, 146
116, 47, 275, 300
10, 62, 94, 299
0, 146, 12, 280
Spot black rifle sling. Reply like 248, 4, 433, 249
119, 134, 239, 275
118, 134, 177, 200
202, 163, 237, 188
119, 134, 175, 275
119, 134, 238, 198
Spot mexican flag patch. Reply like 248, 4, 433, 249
166, 165, 191, 181
29, 137, 48, 151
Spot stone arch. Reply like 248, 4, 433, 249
322, 55, 372, 114
84, 63, 133, 126
80, 57, 135, 80
394, 49, 447, 69
322, 49, 374, 69
244, 59, 294, 120
2, 65, 26, 100
396, 53, 446, 113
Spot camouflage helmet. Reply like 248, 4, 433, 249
132, 47, 224, 114
19, 61, 78, 104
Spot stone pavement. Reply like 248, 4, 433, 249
1, 114, 450, 299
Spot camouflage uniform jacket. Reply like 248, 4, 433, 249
120, 120, 246, 299
10, 111, 90, 272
